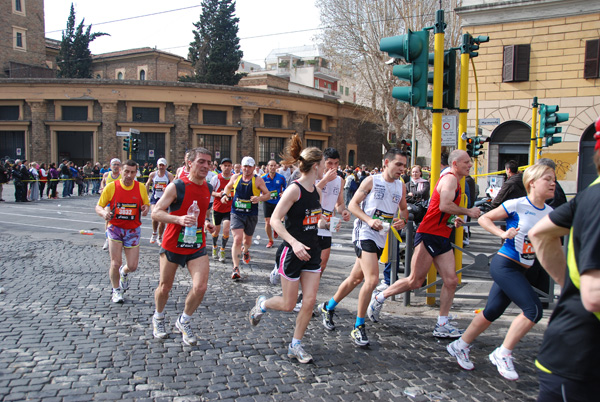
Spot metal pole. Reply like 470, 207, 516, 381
404, 220, 414, 306
530, 97, 538, 165
390, 231, 399, 302
411, 112, 417, 167
426, 9, 445, 306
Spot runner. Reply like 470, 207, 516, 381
319, 148, 409, 346
99, 158, 122, 251
220, 156, 270, 280
446, 164, 555, 381
150, 147, 215, 346
262, 159, 287, 248
249, 134, 324, 363
95, 160, 150, 304
367, 150, 481, 338
209, 158, 234, 262
145, 158, 174, 246
175, 152, 190, 180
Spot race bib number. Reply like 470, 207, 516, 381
270, 190, 279, 199
322, 209, 332, 222
521, 234, 535, 260
115, 203, 138, 221
234, 199, 252, 212
372, 209, 393, 224
302, 208, 322, 230
154, 182, 167, 191
176, 227, 204, 249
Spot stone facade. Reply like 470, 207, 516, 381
457, 0, 600, 193
0, 79, 383, 168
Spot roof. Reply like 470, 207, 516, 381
265, 44, 323, 64
93, 47, 188, 61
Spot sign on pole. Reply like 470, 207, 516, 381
129, 128, 140, 135
215, 151, 221, 159
441, 115, 457, 147
149, 150, 154, 158
116, 131, 130, 137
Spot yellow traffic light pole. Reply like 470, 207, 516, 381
529, 97, 538, 165
426, 10, 445, 306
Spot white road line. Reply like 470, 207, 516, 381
0, 211, 103, 225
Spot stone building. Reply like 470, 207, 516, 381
457, 0, 600, 193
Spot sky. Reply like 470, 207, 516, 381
43, 0, 322, 66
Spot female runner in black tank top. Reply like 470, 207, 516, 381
248, 134, 325, 364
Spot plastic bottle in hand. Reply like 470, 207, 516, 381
183, 200, 200, 243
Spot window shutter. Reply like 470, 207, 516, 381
584, 39, 600, 79
503, 44, 530, 82
503, 45, 515, 82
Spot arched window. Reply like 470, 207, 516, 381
117, 72, 123, 80
139, 70, 145, 81
489, 120, 531, 171
95, 74, 101, 79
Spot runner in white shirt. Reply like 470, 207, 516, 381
146, 158, 174, 245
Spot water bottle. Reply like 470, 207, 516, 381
183, 200, 200, 244
446, 215, 457, 228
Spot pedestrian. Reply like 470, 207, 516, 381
529, 116, 600, 401
220, 156, 270, 280
28, 162, 39, 201
12, 160, 27, 202
209, 158, 234, 263
95, 159, 150, 304
99, 159, 122, 250
145, 158, 174, 246
490, 160, 526, 209
249, 134, 325, 363
38, 163, 48, 199
151, 147, 216, 345
83, 161, 93, 195
367, 150, 481, 338
262, 159, 287, 249
48, 162, 59, 199
92, 163, 101, 194
320, 148, 409, 346
0, 160, 8, 201
446, 163, 556, 381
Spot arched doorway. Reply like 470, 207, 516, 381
489, 121, 531, 171
348, 149, 355, 167
578, 123, 597, 191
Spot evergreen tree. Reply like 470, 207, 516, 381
184, 0, 244, 85
56, 4, 108, 78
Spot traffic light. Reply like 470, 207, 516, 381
131, 137, 140, 152
539, 104, 569, 147
122, 137, 130, 151
466, 136, 484, 157
427, 49, 457, 109
400, 139, 412, 157
462, 34, 489, 58
380, 29, 430, 108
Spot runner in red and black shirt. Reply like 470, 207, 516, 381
209, 158, 234, 263
150, 148, 216, 346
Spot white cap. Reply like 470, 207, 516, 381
157, 158, 167, 166
241, 156, 255, 167
110, 158, 121, 165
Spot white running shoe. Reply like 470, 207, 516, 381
249, 295, 266, 325
447, 340, 474, 370
269, 264, 280, 285
111, 288, 124, 304
212, 247, 218, 258
375, 280, 389, 292
489, 347, 519, 380
433, 322, 464, 338
175, 318, 197, 346
367, 291, 384, 323
157, 237, 162, 247
287, 343, 313, 364
150, 233, 158, 244
152, 316, 168, 339
102, 239, 109, 251
218, 249, 226, 263
119, 265, 130, 291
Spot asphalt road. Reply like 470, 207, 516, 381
0, 188, 548, 401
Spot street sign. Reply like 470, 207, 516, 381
270, 152, 275, 159
149, 150, 154, 158
129, 128, 140, 134
215, 151, 220, 159
441, 115, 457, 147
116, 131, 130, 137
16, 148, 21, 156
479, 118, 500, 126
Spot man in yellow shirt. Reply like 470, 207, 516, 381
95, 160, 150, 303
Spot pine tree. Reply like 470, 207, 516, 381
56, 4, 108, 78
184, 0, 244, 85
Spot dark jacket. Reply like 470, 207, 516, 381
491, 172, 526, 209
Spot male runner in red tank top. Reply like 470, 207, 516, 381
368, 150, 481, 338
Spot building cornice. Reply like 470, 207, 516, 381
456, 0, 600, 27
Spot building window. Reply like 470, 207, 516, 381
13, 28, 26, 50
340, 85, 344, 93
203, 110, 227, 125
133, 107, 160, 123
15, 0, 22, 12
503, 44, 530, 82
117, 72, 124, 80
307, 139, 324, 149
345, 87, 349, 96
62, 106, 88, 121
584, 39, 600, 79
309, 118, 323, 132
314, 79, 319, 89
139, 70, 146, 81
13, 0, 25, 15
263, 114, 282, 128
197, 134, 231, 160
95, 74, 101, 79
0, 106, 20, 120
259, 137, 285, 165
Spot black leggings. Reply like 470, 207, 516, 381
483, 254, 543, 323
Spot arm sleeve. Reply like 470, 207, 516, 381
138, 183, 150, 205
97, 182, 116, 207
578, 211, 600, 274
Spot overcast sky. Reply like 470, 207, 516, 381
43, 0, 322, 66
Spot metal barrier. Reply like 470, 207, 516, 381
387, 221, 556, 306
